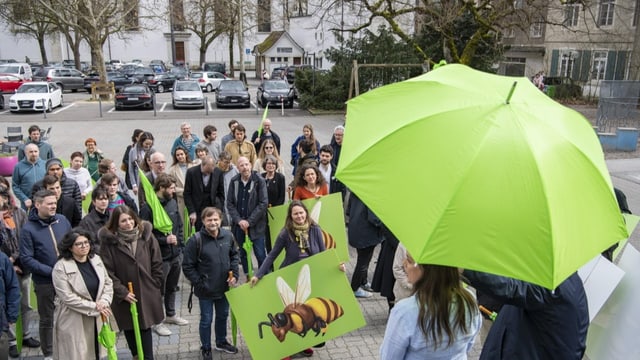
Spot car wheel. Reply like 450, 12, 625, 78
57, 84, 64, 92
46, 100, 52, 112
157, 84, 165, 93
206, 84, 213, 93
0, 96, 4, 110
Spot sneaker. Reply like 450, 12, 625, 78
164, 315, 189, 326
361, 282, 374, 292
9, 345, 19, 358
301, 348, 314, 357
22, 337, 40, 347
354, 288, 372, 298
153, 323, 172, 336
214, 340, 238, 354
313, 342, 326, 348
201, 348, 212, 360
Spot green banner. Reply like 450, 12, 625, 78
267, 193, 349, 268
226, 249, 365, 360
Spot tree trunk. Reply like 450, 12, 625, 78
38, 34, 48, 65
200, 40, 206, 66
228, 32, 235, 78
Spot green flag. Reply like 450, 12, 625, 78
138, 169, 172, 233
257, 104, 269, 138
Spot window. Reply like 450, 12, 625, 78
530, 18, 544, 38
503, 57, 526, 76
592, 51, 608, 80
560, 54, 575, 77
257, 0, 271, 32
597, 0, 615, 27
290, 0, 308, 17
504, 28, 515, 38
634, 0, 639, 26
513, 0, 524, 9
124, 0, 140, 31
564, 4, 580, 27
171, 0, 185, 31
277, 47, 293, 53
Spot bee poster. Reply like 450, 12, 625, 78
226, 249, 366, 360
267, 193, 349, 265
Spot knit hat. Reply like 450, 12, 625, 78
45, 158, 63, 170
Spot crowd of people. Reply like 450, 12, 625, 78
0, 121, 590, 360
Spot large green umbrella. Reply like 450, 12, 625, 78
98, 314, 118, 360
336, 64, 628, 289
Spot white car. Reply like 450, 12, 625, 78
9, 82, 63, 112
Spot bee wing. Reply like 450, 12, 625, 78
295, 264, 312, 304
310, 200, 322, 223
276, 276, 296, 306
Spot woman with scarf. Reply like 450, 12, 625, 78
249, 201, 332, 360
127, 131, 154, 196
97, 206, 164, 360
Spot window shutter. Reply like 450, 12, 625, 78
550, 49, 559, 76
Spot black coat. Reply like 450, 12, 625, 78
347, 193, 382, 249
250, 130, 281, 154
226, 172, 268, 239
139, 197, 184, 261
182, 228, 239, 299
32, 173, 82, 215
183, 166, 225, 220
56, 195, 81, 227
77, 209, 110, 254
261, 172, 286, 207
463, 271, 588, 360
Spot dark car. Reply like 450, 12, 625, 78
147, 73, 177, 93
257, 80, 294, 108
215, 80, 250, 108
114, 84, 155, 110
131, 67, 156, 84
32, 66, 85, 92
202, 62, 226, 75
270, 67, 286, 80
83, 71, 134, 93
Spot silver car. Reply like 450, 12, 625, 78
190, 71, 226, 92
172, 80, 205, 109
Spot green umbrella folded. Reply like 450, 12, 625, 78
128, 282, 144, 359
98, 314, 118, 360
139, 169, 172, 234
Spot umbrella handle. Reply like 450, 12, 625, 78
101, 314, 107, 322
128, 282, 134, 294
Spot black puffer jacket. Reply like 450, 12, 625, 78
182, 228, 239, 299
139, 197, 184, 261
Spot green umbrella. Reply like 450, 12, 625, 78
128, 282, 144, 359
98, 314, 118, 360
243, 229, 254, 278
139, 169, 173, 234
336, 64, 628, 289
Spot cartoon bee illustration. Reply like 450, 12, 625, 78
258, 264, 344, 342
310, 201, 335, 249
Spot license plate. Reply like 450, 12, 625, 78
128, 97, 138, 101
230, 99, 238, 102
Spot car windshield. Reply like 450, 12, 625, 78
135, 67, 154, 75
264, 81, 289, 90
0, 75, 18, 81
219, 81, 244, 91
176, 82, 200, 91
190, 72, 203, 79
0, 65, 19, 73
123, 86, 147, 94
18, 84, 47, 93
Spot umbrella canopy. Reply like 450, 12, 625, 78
336, 64, 628, 289
139, 169, 173, 234
98, 314, 118, 360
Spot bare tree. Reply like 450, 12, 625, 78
179, 0, 228, 65
0, 0, 56, 64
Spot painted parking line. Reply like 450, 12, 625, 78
0, 109, 10, 114
160, 102, 167, 112
108, 106, 116, 113
208, 101, 214, 112
52, 103, 76, 114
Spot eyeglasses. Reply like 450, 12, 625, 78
153, 161, 167, 164
73, 241, 90, 248
264, 146, 273, 149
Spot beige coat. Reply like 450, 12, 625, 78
169, 162, 195, 219
52, 255, 114, 360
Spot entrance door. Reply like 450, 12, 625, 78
175, 42, 185, 63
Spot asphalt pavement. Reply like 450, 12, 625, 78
5, 84, 640, 359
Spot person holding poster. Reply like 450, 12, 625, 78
380, 263, 481, 359
182, 207, 239, 359
250, 200, 333, 359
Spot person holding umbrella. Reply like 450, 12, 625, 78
98, 206, 164, 360
52, 229, 113, 360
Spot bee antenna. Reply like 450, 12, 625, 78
258, 320, 273, 339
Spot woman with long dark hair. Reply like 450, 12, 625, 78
52, 229, 113, 360
127, 131, 154, 195
98, 206, 164, 360
380, 263, 481, 359
292, 163, 328, 200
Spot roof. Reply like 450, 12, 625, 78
253, 31, 303, 56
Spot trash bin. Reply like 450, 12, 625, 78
546, 85, 556, 98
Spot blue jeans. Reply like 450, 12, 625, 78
235, 231, 266, 275
198, 297, 230, 349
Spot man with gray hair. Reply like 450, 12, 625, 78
12, 144, 46, 209
250, 118, 281, 154
331, 125, 344, 166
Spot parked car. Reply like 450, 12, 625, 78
215, 80, 250, 108
9, 82, 63, 112
120, 64, 141, 77
189, 71, 226, 92
83, 71, 135, 93
0, 73, 29, 93
172, 80, 205, 109
257, 79, 295, 108
32, 66, 85, 92
284, 65, 314, 84
202, 62, 226, 75
270, 67, 286, 80
0, 63, 33, 81
109, 60, 123, 70
114, 84, 155, 110
131, 67, 156, 84
147, 73, 177, 93
169, 66, 189, 80
62, 59, 75, 68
